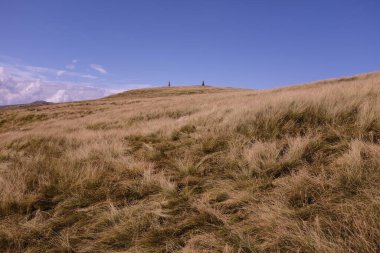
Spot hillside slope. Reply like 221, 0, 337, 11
0, 73, 379, 252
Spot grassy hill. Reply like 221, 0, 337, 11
0, 73, 379, 252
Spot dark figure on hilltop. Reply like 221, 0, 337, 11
202, 81, 205, 86
168, 81, 171, 87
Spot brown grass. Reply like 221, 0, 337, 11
0, 72, 380, 252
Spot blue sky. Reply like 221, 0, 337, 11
0, 0, 379, 104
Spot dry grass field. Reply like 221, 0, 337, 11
0, 73, 379, 252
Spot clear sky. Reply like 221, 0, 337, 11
0, 0, 379, 104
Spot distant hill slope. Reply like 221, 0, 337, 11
0, 73, 379, 252
0, 100, 52, 110
106, 85, 243, 99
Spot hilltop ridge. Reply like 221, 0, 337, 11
106, 85, 245, 99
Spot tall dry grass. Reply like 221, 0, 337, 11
0, 73, 379, 252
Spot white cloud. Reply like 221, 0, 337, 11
46, 89, 68, 103
0, 66, 112, 105
0, 61, 151, 106
66, 59, 78, 70
90, 64, 107, 74
57, 70, 65, 76
3, 64, 97, 80
80, 74, 98, 79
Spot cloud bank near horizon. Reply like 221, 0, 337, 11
0, 64, 150, 106
0, 67, 114, 105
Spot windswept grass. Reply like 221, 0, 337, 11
0, 73, 380, 252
